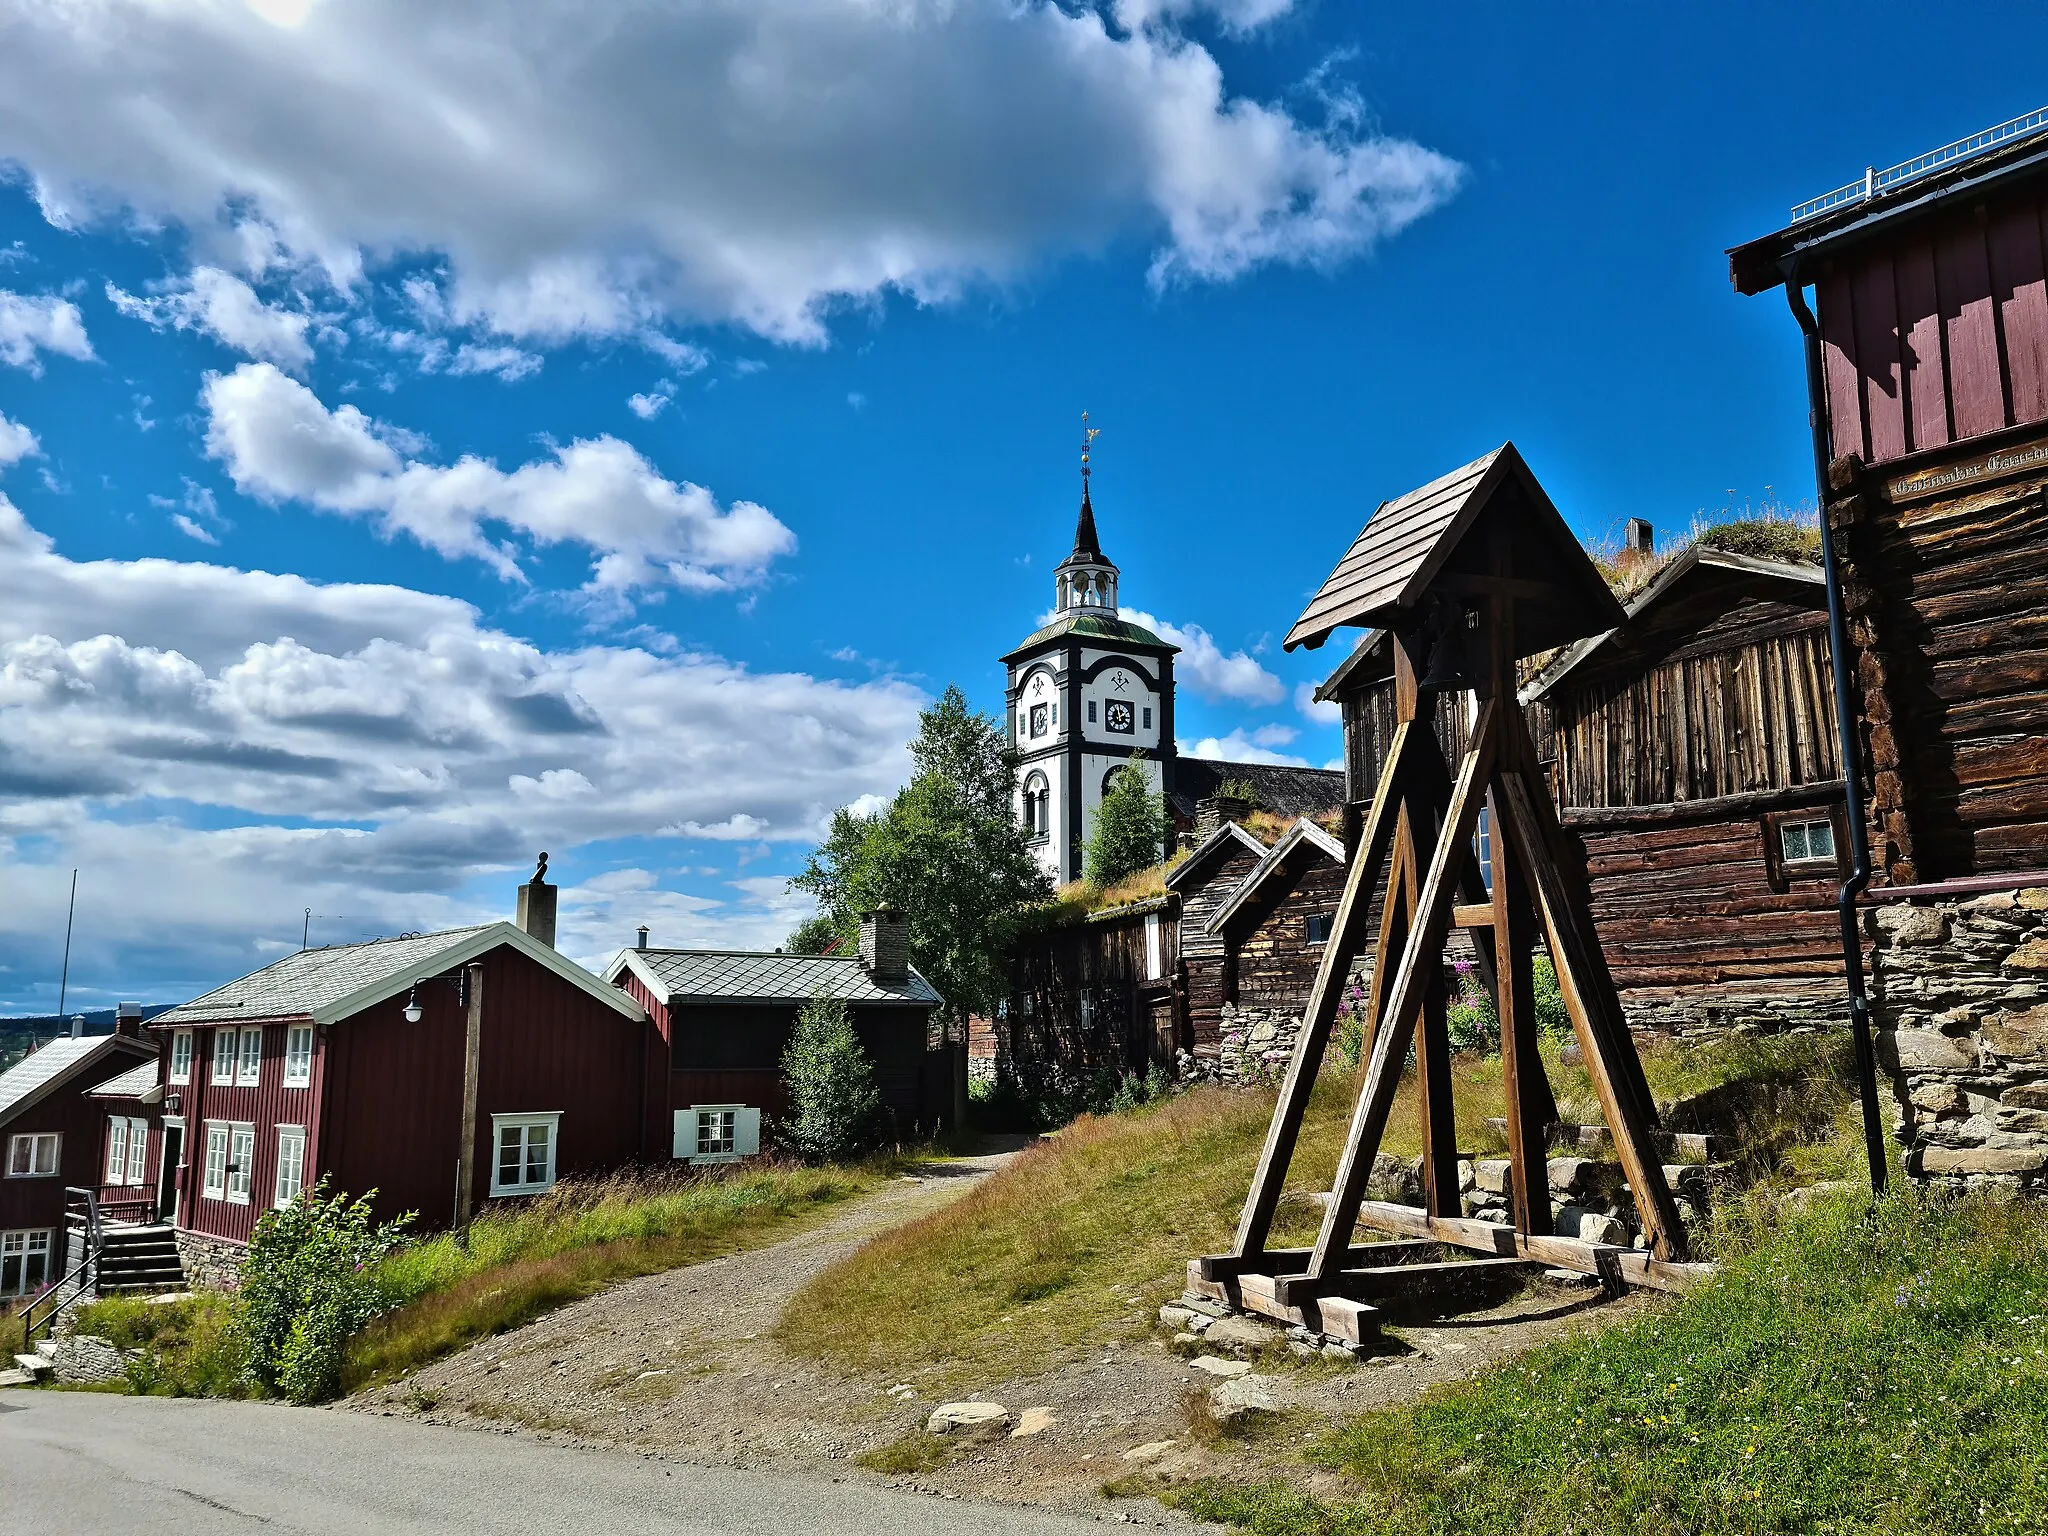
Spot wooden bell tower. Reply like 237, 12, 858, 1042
1194, 446, 1708, 1336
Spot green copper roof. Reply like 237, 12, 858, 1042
1002, 611, 1177, 661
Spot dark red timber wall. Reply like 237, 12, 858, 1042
1, 1043, 156, 1237
322, 945, 652, 1232
613, 968, 679, 1156
1818, 183, 2048, 465
174, 1021, 328, 1246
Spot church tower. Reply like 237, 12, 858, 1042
1002, 422, 1178, 884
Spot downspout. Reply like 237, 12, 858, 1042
1784, 267, 1888, 1194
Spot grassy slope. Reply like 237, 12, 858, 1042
783, 1036, 1844, 1388
1174, 1186, 2048, 1536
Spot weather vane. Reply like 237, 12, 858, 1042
1081, 411, 1101, 488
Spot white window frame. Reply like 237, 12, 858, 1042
1780, 816, 1837, 867
490, 1112, 561, 1198
105, 1118, 130, 1185
212, 1028, 237, 1086
274, 1125, 306, 1208
1, 1229, 54, 1299
6, 1131, 61, 1178
1143, 912, 1164, 981
202, 1123, 230, 1200
283, 1025, 313, 1087
226, 1123, 255, 1205
169, 1029, 194, 1085
236, 1026, 264, 1087
675, 1104, 761, 1163
124, 1117, 149, 1186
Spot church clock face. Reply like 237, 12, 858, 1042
1029, 703, 1048, 737
1105, 699, 1135, 734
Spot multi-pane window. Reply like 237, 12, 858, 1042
105, 1118, 149, 1185
203, 1124, 229, 1199
6, 1132, 60, 1178
237, 1027, 264, 1086
212, 1029, 237, 1085
0, 1229, 53, 1298
696, 1109, 736, 1156
491, 1114, 559, 1197
1781, 818, 1837, 865
1473, 807, 1495, 894
169, 1030, 194, 1084
1305, 912, 1335, 945
284, 1025, 313, 1087
125, 1117, 148, 1185
274, 1126, 306, 1208
227, 1124, 255, 1204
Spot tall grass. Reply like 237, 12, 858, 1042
341, 1162, 874, 1390
1172, 1186, 2048, 1536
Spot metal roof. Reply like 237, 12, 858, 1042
1001, 612, 1176, 663
87, 1060, 161, 1101
0, 1035, 153, 1127
153, 922, 645, 1028
611, 948, 942, 1008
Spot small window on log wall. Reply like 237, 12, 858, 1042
1305, 912, 1334, 944
1762, 806, 1848, 893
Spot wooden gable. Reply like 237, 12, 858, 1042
1285, 443, 1625, 657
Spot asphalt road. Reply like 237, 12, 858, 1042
0, 1391, 1139, 1534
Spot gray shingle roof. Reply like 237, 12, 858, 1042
0, 1037, 102, 1121
87, 1060, 161, 1100
1168, 759, 1345, 822
153, 926, 499, 1027
614, 949, 942, 1007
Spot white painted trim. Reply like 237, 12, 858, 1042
312, 923, 646, 1028
211, 1027, 237, 1086
489, 1111, 562, 1197
168, 1029, 193, 1085
226, 1122, 255, 1205
5, 1131, 61, 1178
236, 1026, 264, 1087
283, 1024, 313, 1087
1207, 817, 1348, 932
273, 1125, 307, 1208
1163, 820, 1269, 890
677, 1103, 759, 1163
0, 1227, 55, 1299
202, 1122, 229, 1200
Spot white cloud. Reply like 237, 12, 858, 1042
202, 362, 795, 596
640, 333, 710, 373
0, 411, 37, 467
1180, 729, 1311, 767
1295, 679, 1340, 724
1124, 607, 1282, 704
0, 497, 923, 1003
106, 267, 314, 371
0, 2, 1460, 345
171, 514, 219, 545
446, 343, 541, 382
0, 290, 94, 373
627, 386, 673, 421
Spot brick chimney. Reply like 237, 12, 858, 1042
116, 1000, 143, 1039
1195, 794, 1252, 841
516, 851, 557, 948
1625, 517, 1654, 557
859, 906, 909, 985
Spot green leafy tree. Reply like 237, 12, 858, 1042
1085, 757, 1169, 887
784, 913, 842, 955
781, 995, 884, 1161
238, 1179, 412, 1403
791, 685, 1051, 1024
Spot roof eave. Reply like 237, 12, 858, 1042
311, 922, 647, 1027
1207, 818, 1346, 932
0, 1035, 155, 1131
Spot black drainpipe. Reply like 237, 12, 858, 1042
1784, 265, 1888, 1194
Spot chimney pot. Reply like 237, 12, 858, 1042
636, 925, 649, 951
116, 1000, 143, 1039
859, 906, 909, 985
1625, 517, 1654, 557
516, 853, 558, 948
69, 1014, 85, 1039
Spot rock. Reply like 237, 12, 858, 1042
1782, 1179, 1854, 1212
1188, 1356, 1253, 1379
1997, 1106, 2048, 1134
1158, 1304, 1196, 1330
1202, 1315, 1281, 1355
1208, 1374, 1278, 1423
1458, 1159, 1476, 1194
2018, 888, 2048, 911
1911, 1082, 1968, 1115
1876, 906, 1948, 946
1321, 1342, 1359, 1361
1172, 1332, 1199, 1348
1547, 1157, 1596, 1194
1986, 1005, 2048, 1061
1178, 1296, 1229, 1320
1935, 1005, 1980, 1032
1542, 1266, 1600, 1287
1473, 1159, 1513, 1195
1555, 1205, 1626, 1245
1920, 1145, 2048, 1176
1289, 1341, 1318, 1359
1010, 1407, 1056, 1438
2005, 940, 2048, 973
1123, 1440, 1180, 1462
1889, 1029, 1979, 1071
2002, 1082, 2048, 1110
927, 1402, 1010, 1436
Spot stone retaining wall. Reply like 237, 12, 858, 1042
48, 1331, 134, 1385
1216, 956, 1374, 1084
1619, 989, 1844, 1041
1869, 888, 2048, 1192
175, 1229, 248, 1290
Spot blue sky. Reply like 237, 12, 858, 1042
2, 0, 2042, 1009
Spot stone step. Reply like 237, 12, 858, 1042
11, 1352, 52, 1380
0, 1368, 32, 1388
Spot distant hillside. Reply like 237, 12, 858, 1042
0, 1007, 175, 1073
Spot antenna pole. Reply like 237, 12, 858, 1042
55, 868, 78, 1019
303, 908, 312, 950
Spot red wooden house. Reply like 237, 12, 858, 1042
146, 919, 652, 1278
0, 1016, 155, 1307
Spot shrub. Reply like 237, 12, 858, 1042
1531, 953, 1571, 1044
781, 994, 883, 1161
1085, 759, 1170, 887
71, 1292, 249, 1398
1443, 959, 1499, 1053
239, 1179, 412, 1403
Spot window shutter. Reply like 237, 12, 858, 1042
735, 1108, 761, 1157
671, 1109, 691, 1160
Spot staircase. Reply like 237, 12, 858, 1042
6, 1337, 56, 1386
96, 1225, 186, 1295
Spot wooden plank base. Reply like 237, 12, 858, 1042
1184, 1261, 1381, 1345
1355, 1200, 1717, 1293
1269, 1257, 1535, 1309
1196, 1240, 1438, 1282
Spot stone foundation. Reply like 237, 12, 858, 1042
174, 1229, 248, 1290
1217, 956, 1374, 1084
1620, 989, 1845, 1040
48, 1330, 135, 1385
1868, 888, 2048, 1193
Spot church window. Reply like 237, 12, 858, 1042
1022, 774, 1049, 839
1029, 703, 1047, 737
1087, 700, 1097, 723
1106, 700, 1134, 734
1142, 707, 1152, 729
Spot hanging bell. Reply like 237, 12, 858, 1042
1418, 596, 1474, 693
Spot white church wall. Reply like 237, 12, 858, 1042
1078, 661, 1161, 752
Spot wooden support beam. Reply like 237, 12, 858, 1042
1270, 1257, 1534, 1308
1492, 788, 1552, 1237
1452, 903, 1495, 928
1185, 1262, 1381, 1344
1197, 1241, 1438, 1281
1230, 717, 1416, 1258
1308, 701, 1500, 1279
1353, 1201, 1717, 1293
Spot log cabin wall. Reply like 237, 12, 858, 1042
1001, 902, 1180, 1081
1229, 857, 1347, 1006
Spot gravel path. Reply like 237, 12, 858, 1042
352, 1150, 1645, 1521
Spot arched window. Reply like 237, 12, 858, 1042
1022, 773, 1049, 838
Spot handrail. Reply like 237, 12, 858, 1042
1791, 105, 2048, 223
19, 1187, 103, 1352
